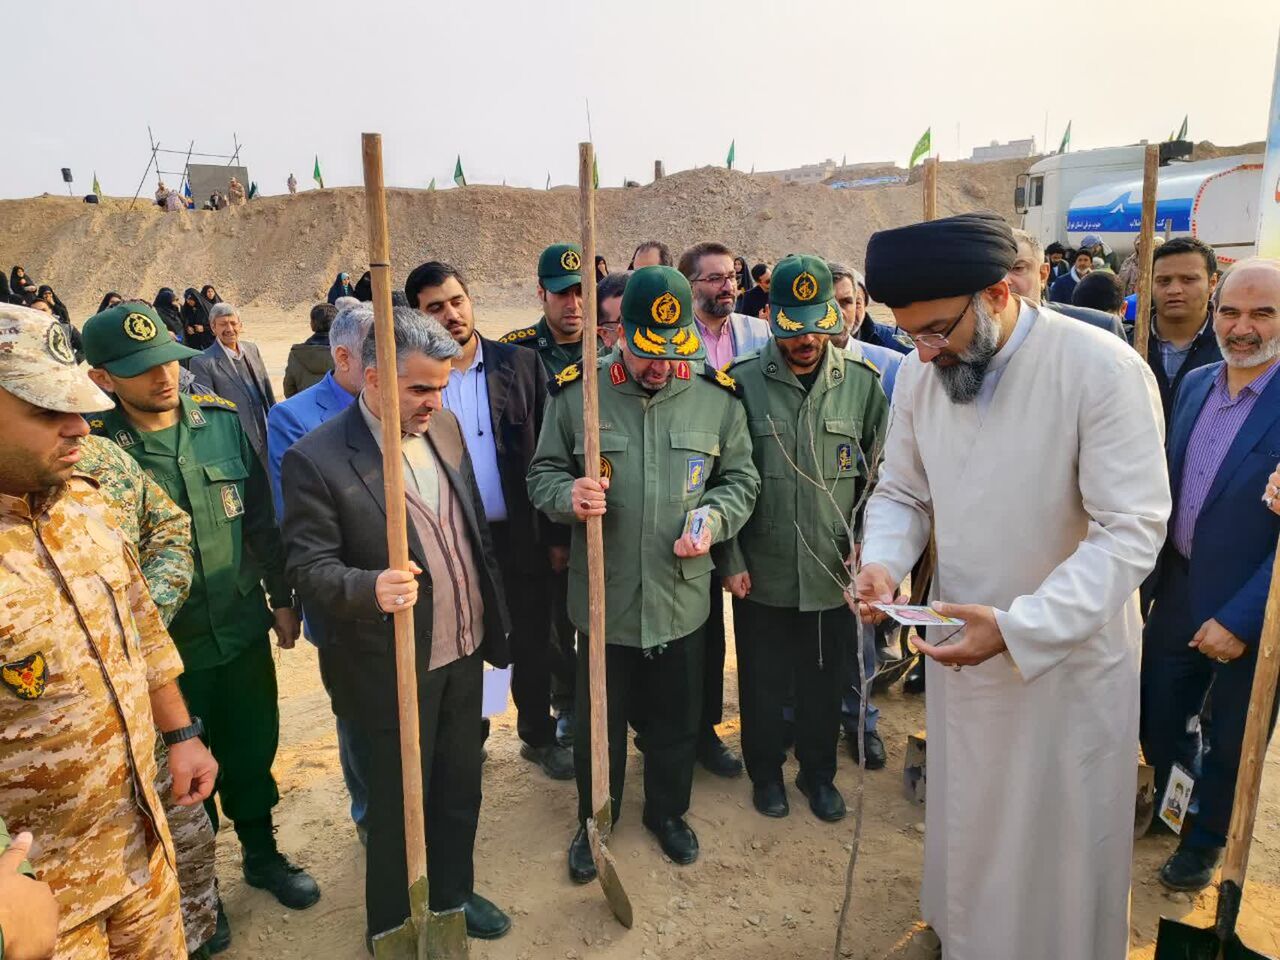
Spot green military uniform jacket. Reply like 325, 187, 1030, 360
717, 340, 889, 612
527, 351, 760, 650
499, 318, 583, 379
90, 394, 291, 670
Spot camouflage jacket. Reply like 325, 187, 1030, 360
0, 477, 181, 932
78, 433, 193, 625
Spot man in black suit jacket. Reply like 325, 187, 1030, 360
189, 302, 277, 466
405, 261, 573, 780
280, 307, 512, 944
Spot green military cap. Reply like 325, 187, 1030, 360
83, 303, 201, 377
538, 243, 584, 293
620, 265, 704, 361
769, 254, 842, 338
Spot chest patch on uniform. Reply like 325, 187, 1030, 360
836, 443, 854, 473
674, 361, 690, 380
686, 457, 706, 494
599, 456, 613, 481
609, 362, 626, 385
2, 653, 48, 700
220, 484, 245, 519
188, 407, 206, 426
114, 429, 136, 448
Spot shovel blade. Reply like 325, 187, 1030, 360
1135, 762, 1157, 838
372, 876, 469, 960
1154, 918, 1276, 960
587, 815, 633, 928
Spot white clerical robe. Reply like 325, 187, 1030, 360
861, 303, 1171, 960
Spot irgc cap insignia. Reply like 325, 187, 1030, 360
123, 312, 158, 341
769, 255, 842, 338
620, 266, 704, 362
538, 243, 584, 294
82, 302, 201, 378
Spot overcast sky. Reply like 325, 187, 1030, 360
6, 0, 1277, 199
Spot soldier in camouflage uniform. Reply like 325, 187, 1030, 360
79, 432, 219, 956
0, 304, 219, 959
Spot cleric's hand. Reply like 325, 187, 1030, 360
914, 603, 1008, 667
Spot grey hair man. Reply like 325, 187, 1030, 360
189, 300, 277, 465
280, 303, 513, 943
597, 271, 629, 350
1010, 229, 1127, 340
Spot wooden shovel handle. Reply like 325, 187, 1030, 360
1221, 535, 1280, 885
362, 133, 428, 885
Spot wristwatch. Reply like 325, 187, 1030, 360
162, 716, 204, 747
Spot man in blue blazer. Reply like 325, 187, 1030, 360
1141, 259, 1280, 891
266, 303, 374, 840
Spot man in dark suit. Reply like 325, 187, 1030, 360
405, 261, 573, 780
280, 307, 513, 944
189, 303, 277, 466
1141, 258, 1280, 892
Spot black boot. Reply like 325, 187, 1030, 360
567, 825, 597, 884
238, 817, 321, 910
696, 728, 743, 778
903, 656, 926, 695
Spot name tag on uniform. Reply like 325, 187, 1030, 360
686, 457, 706, 494
220, 484, 245, 519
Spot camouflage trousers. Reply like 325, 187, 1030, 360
154, 736, 219, 952
54, 844, 186, 959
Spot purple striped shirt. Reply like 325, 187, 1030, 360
1172, 362, 1280, 556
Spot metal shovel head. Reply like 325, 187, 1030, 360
1135, 761, 1156, 838
587, 814, 634, 928
372, 877, 470, 960
1154, 916, 1274, 959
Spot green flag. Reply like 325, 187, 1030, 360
726, 139, 735, 170
593, 153, 599, 189
909, 127, 931, 168
92, 171, 101, 197
312, 155, 324, 189
453, 155, 466, 187
427, 177, 436, 191
1058, 121, 1072, 154
248, 181, 258, 199
1176, 114, 1188, 140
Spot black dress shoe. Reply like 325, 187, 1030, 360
463, 892, 511, 939
697, 730, 744, 778
243, 852, 321, 910
1159, 843, 1222, 891
567, 825, 597, 884
796, 773, 846, 822
520, 742, 575, 780
751, 780, 789, 818
643, 814, 699, 865
556, 711, 575, 748
903, 656, 926, 695
847, 729, 887, 770
204, 899, 231, 954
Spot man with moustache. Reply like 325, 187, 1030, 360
406, 260, 571, 780
82, 304, 317, 947
527, 266, 759, 876
719, 256, 889, 819
853, 212, 1170, 960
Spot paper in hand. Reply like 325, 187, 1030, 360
871, 604, 964, 627
682, 506, 712, 542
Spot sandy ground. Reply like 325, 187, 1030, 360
201, 313, 1280, 960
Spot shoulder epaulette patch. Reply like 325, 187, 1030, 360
701, 366, 743, 398
547, 362, 582, 395
852, 355, 882, 377
499, 326, 538, 344
190, 393, 238, 410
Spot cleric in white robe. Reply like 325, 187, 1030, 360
854, 212, 1171, 960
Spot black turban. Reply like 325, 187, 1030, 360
865, 211, 1017, 308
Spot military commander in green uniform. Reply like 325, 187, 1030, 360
527, 266, 760, 880
717, 256, 889, 823
82, 304, 319, 950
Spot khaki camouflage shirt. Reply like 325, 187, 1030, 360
78, 433, 193, 625
0, 476, 181, 932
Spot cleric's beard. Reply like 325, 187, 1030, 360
936, 298, 1000, 404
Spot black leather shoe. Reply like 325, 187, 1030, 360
463, 893, 511, 939
243, 852, 321, 910
204, 899, 231, 954
520, 742, 575, 780
556, 711, 575, 748
643, 814, 699, 865
847, 729, 887, 770
568, 825, 597, 884
903, 656, 926, 695
751, 780, 789, 818
796, 773, 846, 822
697, 730, 744, 778
1159, 843, 1222, 891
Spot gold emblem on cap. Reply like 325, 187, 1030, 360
123, 312, 158, 342
560, 249, 581, 271
650, 291, 682, 325
815, 302, 840, 330
45, 324, 75, 365
793, 271, 819, 302
774, 309, 803, 333
671, 327, 699, 356
632, 328, 667, 355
